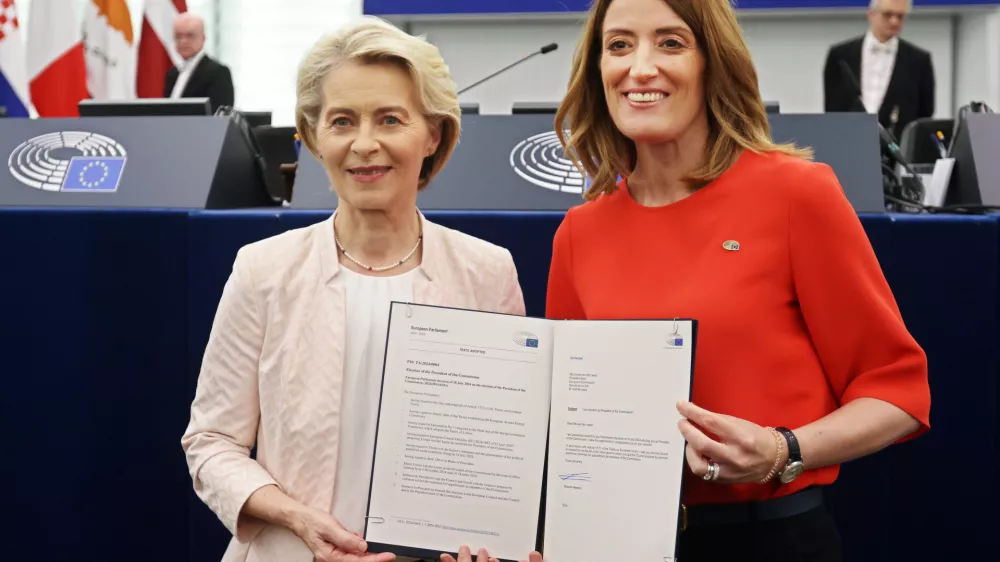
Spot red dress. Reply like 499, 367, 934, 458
545, 150, 931, 505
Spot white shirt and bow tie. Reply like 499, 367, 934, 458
860, 31, 898, 114
170, 49, 207, 98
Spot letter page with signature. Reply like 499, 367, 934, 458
543, 319, 695, 562
365, 302, 554, 562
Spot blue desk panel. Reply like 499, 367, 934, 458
824, 214, 999, 561
0, 209, 996, 562
0, 209, 191, 562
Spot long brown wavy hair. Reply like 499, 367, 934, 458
555, 0, 813, 201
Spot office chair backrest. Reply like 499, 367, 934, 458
214, 106, 284, 206
242, 111, 272, 128
251, 125, 299, 202
899, 117, 954, 164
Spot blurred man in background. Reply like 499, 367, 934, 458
823, 0, 934, 139
164, 13, 234, 113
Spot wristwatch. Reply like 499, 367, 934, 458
775, 427, 805, 484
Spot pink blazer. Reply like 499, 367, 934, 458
181, 213, 525, 562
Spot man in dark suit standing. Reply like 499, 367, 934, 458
823, 0, 934, 139
164, 13, 234, 113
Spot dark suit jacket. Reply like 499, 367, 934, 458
164, 54, 235, 114
823, 36, 935, 139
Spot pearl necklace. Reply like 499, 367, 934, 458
332, 211, 423, 272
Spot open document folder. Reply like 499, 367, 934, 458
363, 302, 697, 562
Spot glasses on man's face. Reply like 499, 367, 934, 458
175, 32, 200, 42
878, 10, 907, 22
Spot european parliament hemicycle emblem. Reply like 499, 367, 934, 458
8, 131, 127, 193
509, 130, 586, 194
513, 331, 540, 348
666, 327, 684, 349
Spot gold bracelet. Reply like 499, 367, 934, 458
758, 427, 785, 484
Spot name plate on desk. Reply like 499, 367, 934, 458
0, 116, 274, 209
291, 113, 884, 212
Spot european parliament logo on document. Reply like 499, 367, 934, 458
8, 131, 127, 193
665, 322, 685, 349
512, 331, 540, 348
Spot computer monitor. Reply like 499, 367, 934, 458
460, 103, 480, 115
764, 101, 780, 114
242, 111, 272, 128
512, 102, 560, 115
78, 98, 213, 117
944, 110, 1000, 207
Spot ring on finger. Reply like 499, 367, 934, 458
703, 461, 720, 481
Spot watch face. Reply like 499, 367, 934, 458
780, 462, 805, 484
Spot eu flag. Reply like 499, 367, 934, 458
62, 157, 126, 192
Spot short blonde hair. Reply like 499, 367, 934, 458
556, 0, 813, 200
295, 16, 461, 189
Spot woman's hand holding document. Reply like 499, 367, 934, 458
364, 303, 696, 562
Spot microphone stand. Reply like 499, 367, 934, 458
457, 45, 558, 95
837, 61, 925, 211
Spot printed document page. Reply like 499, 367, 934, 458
543, 319, 695, 562
366, 303, 553, 561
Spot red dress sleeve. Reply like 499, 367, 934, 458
788, 163, 931, 439
546, 209, 587, 320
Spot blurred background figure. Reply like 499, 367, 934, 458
165, 11, 233, 112
823, 0, 935, 139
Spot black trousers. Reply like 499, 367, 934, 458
677, 506, 842, 562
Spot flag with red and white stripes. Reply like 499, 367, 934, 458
27, 0, 88, 117
136, 0, 186, 98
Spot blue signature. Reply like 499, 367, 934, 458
558, 473, 591, 482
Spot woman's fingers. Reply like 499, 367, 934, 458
444, 545, 496, 562
454, 545, 473, 562
677, 401, 743, 439
520, 551, 544, 562
319, 521, 368, 553
685, 440, 710, 476
678, 418, 735, 465
337, 552, 396, 562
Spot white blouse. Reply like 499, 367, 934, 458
330, 266, 418, 535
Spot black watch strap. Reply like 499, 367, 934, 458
775, 427, 802, 463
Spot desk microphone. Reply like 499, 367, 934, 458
837, 60, 920, 179
457, 43, 558, 95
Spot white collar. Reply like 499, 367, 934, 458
864, 31, 898, 54
178, 49, 206, 72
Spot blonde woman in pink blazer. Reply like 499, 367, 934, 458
181, 17, 540, 562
